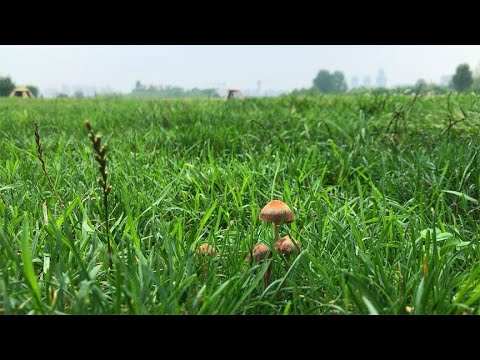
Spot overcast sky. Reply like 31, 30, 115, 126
1, 45, 479, 93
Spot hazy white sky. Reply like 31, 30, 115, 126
0, 45, 479, 93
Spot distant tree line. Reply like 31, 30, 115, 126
0, 77, 219, 99
0, 76, 39, 97
130, 81, 219, 99
292, 63, 480, 96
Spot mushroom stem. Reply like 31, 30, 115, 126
264, 262, 273, 288
284, 253, 291, 271
274, 223, 279, 238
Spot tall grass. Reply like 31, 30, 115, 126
0, 94, 479, 314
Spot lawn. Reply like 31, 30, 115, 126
0, 94, 479, 314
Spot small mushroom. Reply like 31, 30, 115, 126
274, 235, 299, 270
246, 243, 273, 288
259, 200, 295, 236
196, 243, 217, 257
246, 243, 270, 263
274, 235, 299, 256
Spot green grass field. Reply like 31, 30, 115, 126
1, 94, 480, 314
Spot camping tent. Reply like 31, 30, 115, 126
9, 86, 34, 98
224, 88, 244, 100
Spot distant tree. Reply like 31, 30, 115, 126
313, 70, 348, 93
348, 86, 374, 95
313, 70, 332, 93
472, 77, 480, 92
290, 87, 320, 96
427, 84, 449, 95
332, 71, 348, 93
451, 64, 473, 92
135, 80, 145, 90
56, 93, 69, 99
73, 90, 85, 99
474, 62, 480, 78
26, 85, 39, 97
0, 76, 15, 96
130, 83, 219, 98
414, 79, 428, 93
471, 62, 480, 93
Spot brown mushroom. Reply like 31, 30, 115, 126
196, 243, 217, 257
274, 235, 299, 270
259, 200, 295, 236
274, 235, 299, 256
246, 243, 273, 288
246, 243, 270, 263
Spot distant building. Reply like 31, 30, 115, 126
256, 80, 262, 96
350, 76, 359, 89
363, 76, 371, 88
375, 69, 387, 88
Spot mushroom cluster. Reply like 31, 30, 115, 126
248, 199, 299, 286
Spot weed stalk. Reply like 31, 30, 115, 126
85, 119, 113, 268
34, 122, 65, 208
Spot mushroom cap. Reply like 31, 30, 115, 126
274, 235, 299, 255
259, 200, 295, 225
196, 243, 217, 256
246, 243, 270, 262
